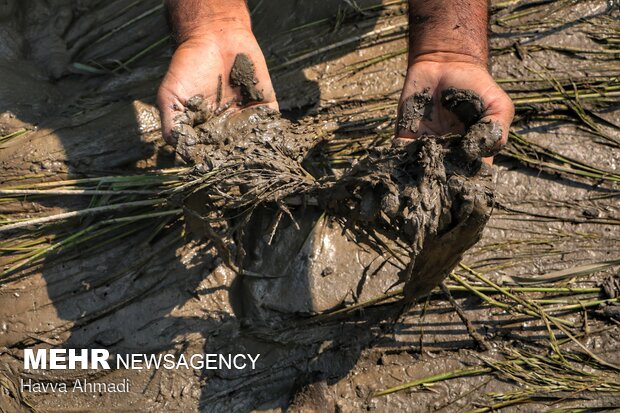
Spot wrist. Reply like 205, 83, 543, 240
409, 51, 488, 69
179, 20, 253, 45
408, 0, 489, 69
166, 0, 252, 43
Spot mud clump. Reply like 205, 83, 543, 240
397, 87, 432, 134
318, 125, 498, 301
441, 87, 485, 127
230, 53, 264, 105
398, 86, 486, 136
172, 57, 502, 305
175, 108, 501, 303
462, 120, 504, 159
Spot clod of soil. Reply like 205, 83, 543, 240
440, 87, 485, 127
173, 55, 501, 306
319, 124, 497, 301
175, 107, 500, 303
230, 53, 265, 105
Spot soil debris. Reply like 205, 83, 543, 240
230, 53, 265, 105
461, 120, 504, 159
596, 303, 620, 322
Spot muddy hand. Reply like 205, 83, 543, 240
395, 59, 514, 163
158, 17, 278, 145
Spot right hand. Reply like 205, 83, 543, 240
157, 27, 278, 144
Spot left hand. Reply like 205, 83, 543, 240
396, 56, 514, 162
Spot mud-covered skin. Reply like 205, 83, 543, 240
398, 87, 487, 136
173, 103, 318, 269
463, 120, 504, 159
174, 105, 314, 169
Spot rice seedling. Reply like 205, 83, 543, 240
373, 344, 620, 406
0, 199, 166, 232
333, 47, 408, 75
503, 131, 620, 184
510, 259, 620, 284
0, 209, 181, 281
90, 4, 164, 47
270, 22, 408, 72
0, 170, 188, 281
493, 203, 620, 226
311, 252, 617, 328
284, 0, 407, 34
0, 128, 30, 145
63, 0, 173, 74
465, 227, 619, 276
494, 0, 589, 27
456, 265, 619, 370
492, 44, 620, 58
111, 34, 172, 72
373, 364, 495, 397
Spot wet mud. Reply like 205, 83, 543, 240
174, 59, 501, 306
440, 87, 485, 127
397, 87, 432, 134
230, 53, 265, 105
163, 76, 503, 409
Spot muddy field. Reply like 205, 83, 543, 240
1, 0, 619, 412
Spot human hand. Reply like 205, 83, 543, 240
396, 55, 514, 161
157, 26, 277, 144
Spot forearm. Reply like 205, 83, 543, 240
408, 0, 489, 66
165, 0, 251, 42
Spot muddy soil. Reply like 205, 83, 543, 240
173, 54, 501, 312
1, 1, 619, 412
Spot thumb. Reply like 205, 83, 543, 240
478, 90, 514, 164
157, 87, 185, 145
480, 89, 515, 152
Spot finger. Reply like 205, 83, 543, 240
470, 86, 514, 165
461, 120, 504, 167
241, 99, 279, 114
264, 100, 280, 112
157, 88, 185, 145
393, 136, 416, 147
480, 89, 515, 150
395, 121, 444, 148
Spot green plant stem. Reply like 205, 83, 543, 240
373, 365, 495, 397
0, 199, 165, 233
